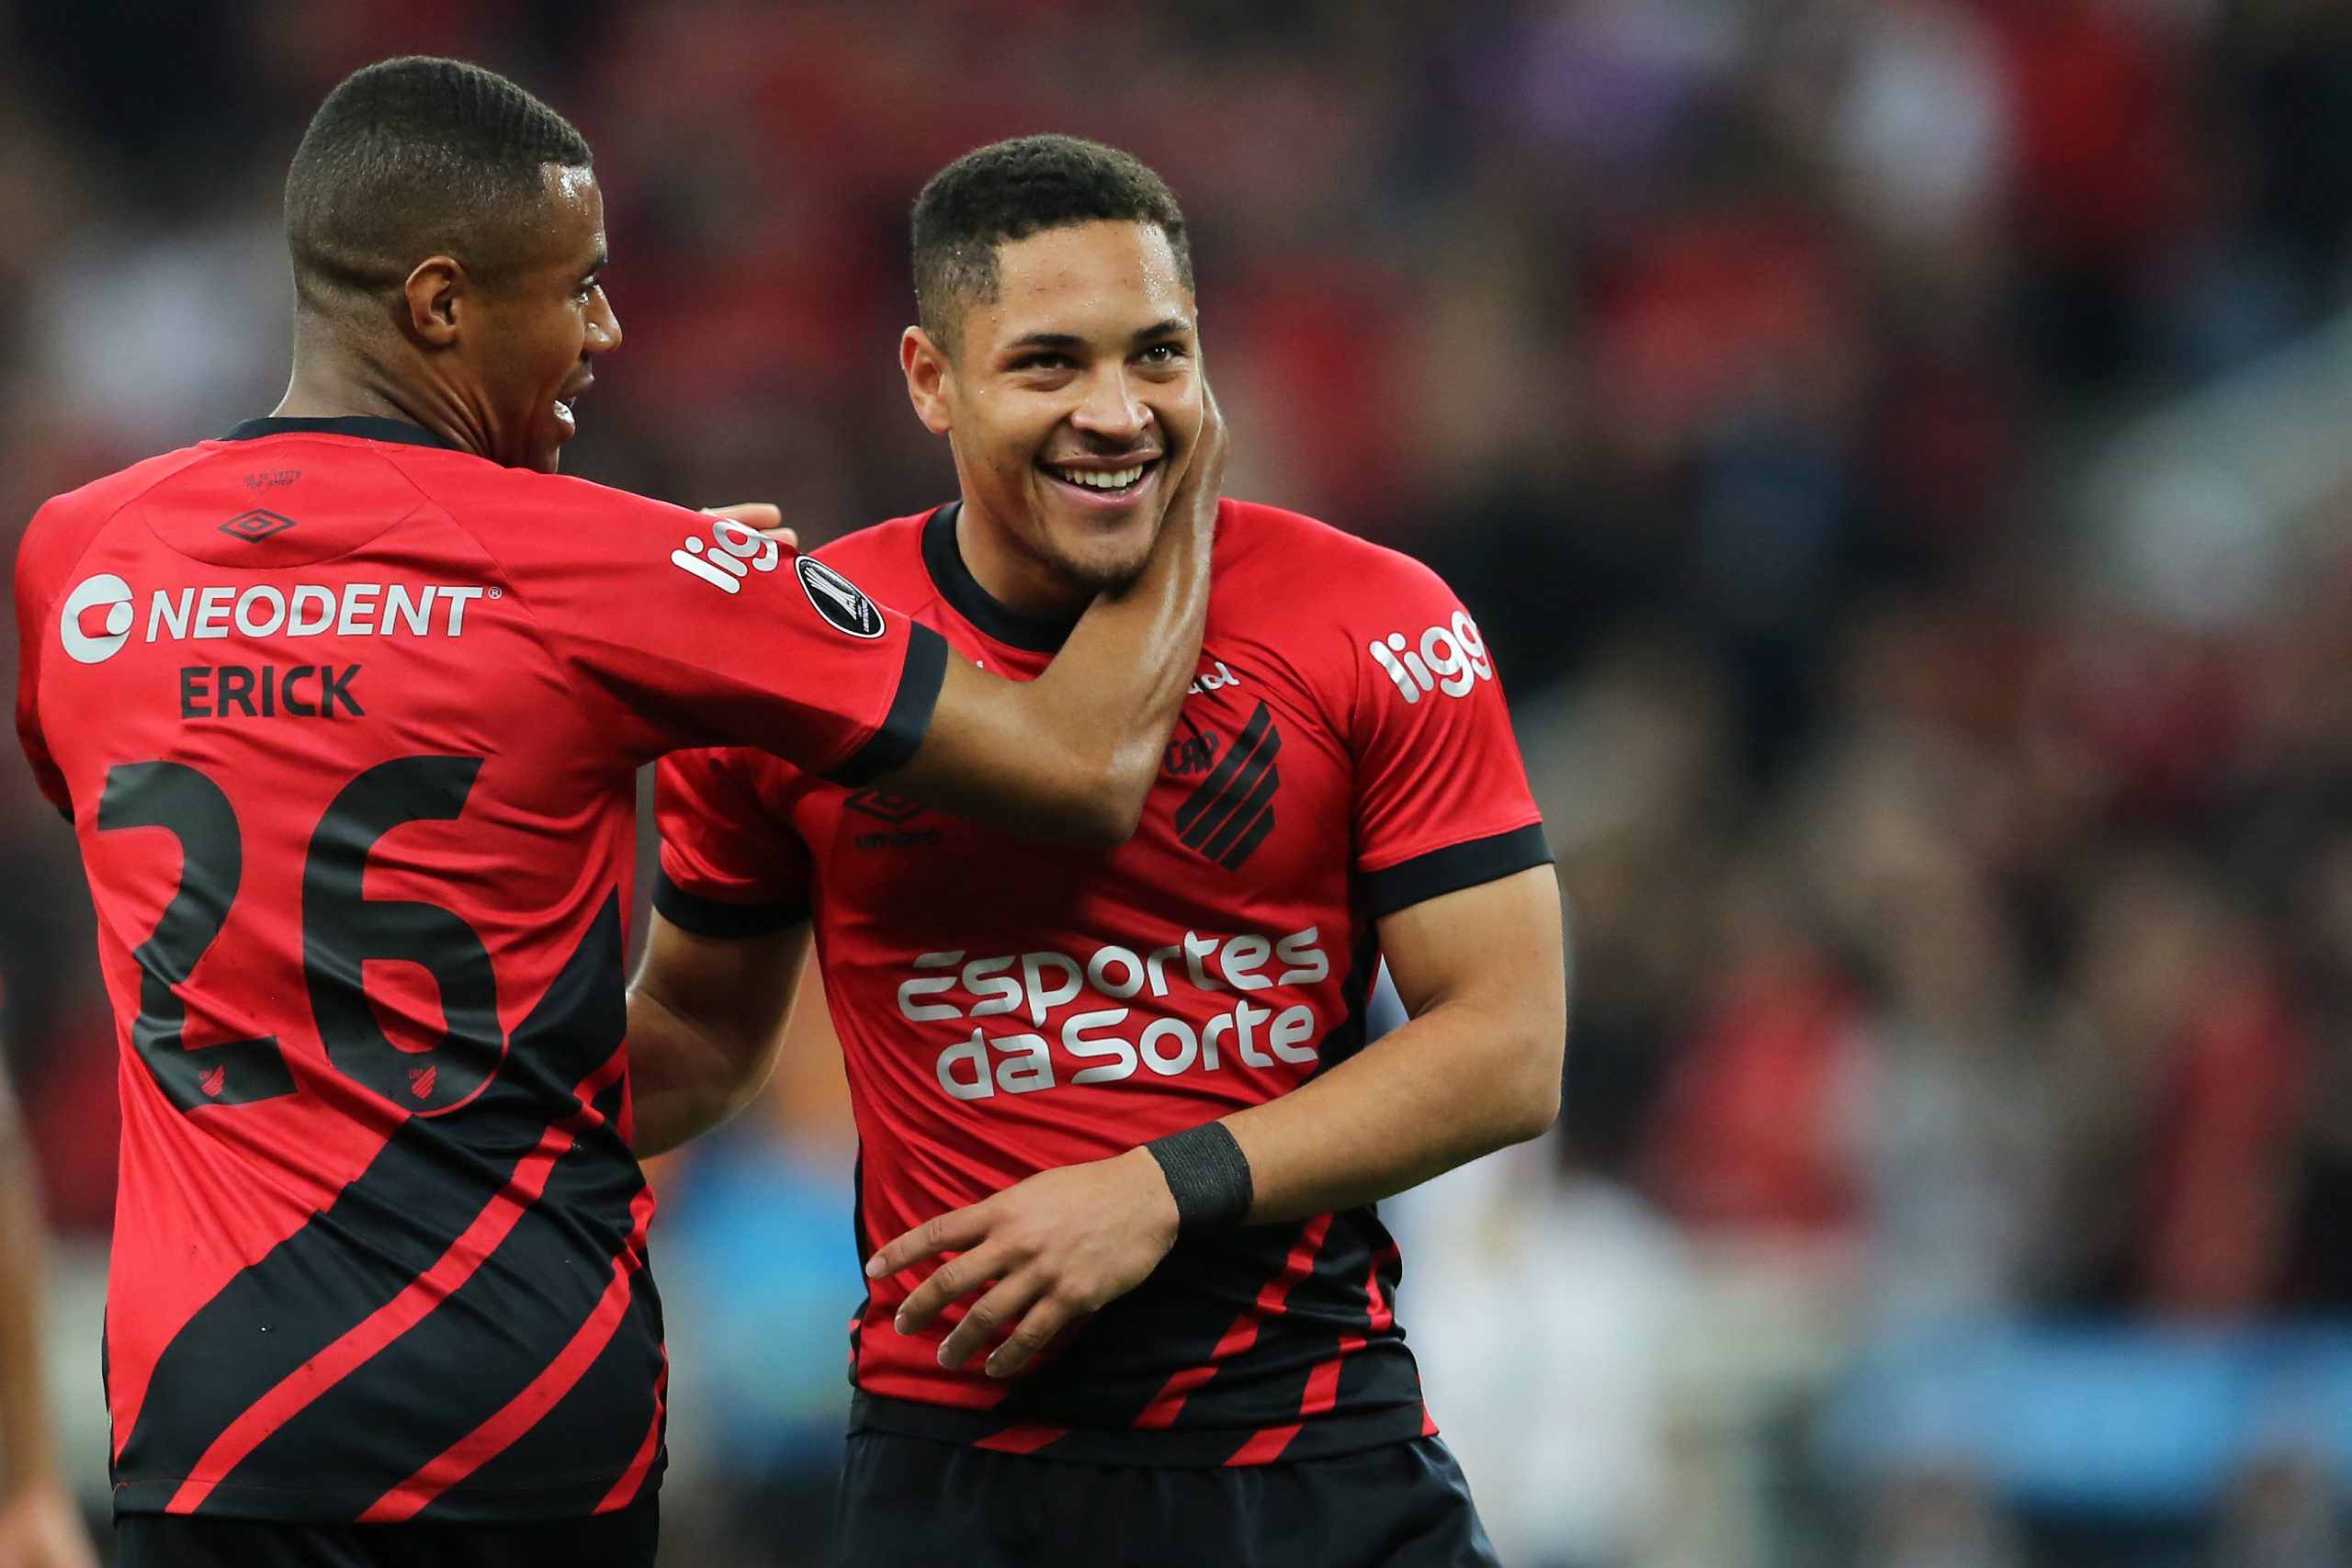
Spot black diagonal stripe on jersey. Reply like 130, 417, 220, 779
1102, 932, 1402, 1438
116, 896, 632, 1505
1220, 795, 1280, 871
988, 1222, 1317, 1432
200, 898, 639, 1510
847, 1147, 870, 1379
1177, 717, 1282, 868
1194, 753, 1281, 869
212, 1073, 641, 1509
1172, 703, 1273, 838
421, 1265, 665, 1522
988, 942, 1391, 1438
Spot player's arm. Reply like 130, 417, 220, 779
875, 869, 1566, 1377
625, 913, 809, 1158
0, 1072, 99, 1568
873, 394, 1225, 846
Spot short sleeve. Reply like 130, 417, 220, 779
654, 747, 815, 939
1346, 557, 1551, 918
14, 502, 75, 818
463, 476, 947, 778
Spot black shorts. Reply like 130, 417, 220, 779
114, 1498, 658, 1568
831, 1430, 1501, 1568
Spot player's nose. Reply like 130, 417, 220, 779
1069, 367, 1148, 443
585, 288, 622, 355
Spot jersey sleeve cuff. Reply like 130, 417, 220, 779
652, 869, 810, 939
827, 622, 949, 788
1361, 822, 1553, 918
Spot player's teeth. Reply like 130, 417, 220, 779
1059, 466, 1144, 490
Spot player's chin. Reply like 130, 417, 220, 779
526, 408, 578, 473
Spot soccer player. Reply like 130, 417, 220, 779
12, 64, 1219, 1568
634, 136, 1567, 1566
0, 1068, 98, 1568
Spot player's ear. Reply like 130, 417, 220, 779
901, 326, 955, 435
401, 256, 466, 347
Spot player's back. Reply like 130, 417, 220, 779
15, 416, 934, 1522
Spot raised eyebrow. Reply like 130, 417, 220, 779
1134, 317, 1193, 344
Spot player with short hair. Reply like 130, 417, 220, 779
633, 134, 1567, 1567
15, 63, 1218, 1568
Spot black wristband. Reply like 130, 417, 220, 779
1145, 1122, 1255, 1231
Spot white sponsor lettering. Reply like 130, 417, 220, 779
1367, 610, 1494, 704
895, 926, 1334, 1100
78, 577, 495, 661
1187, 659, 1240, 695
672, 515, 783, 595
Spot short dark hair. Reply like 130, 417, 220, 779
910, 134, 1192, 347
285, 56, 592, 314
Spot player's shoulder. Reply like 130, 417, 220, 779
17, 444, 214, 592
809, 508, 942, 606
399, 455, 706, 536
1218, 498, 1461, 620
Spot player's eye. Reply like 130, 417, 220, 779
1012, 353, 1074, 373
1137, 343, 1187, 365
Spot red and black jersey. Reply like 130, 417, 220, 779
12, 417, 944, 1522
658, 500, 1550, 1467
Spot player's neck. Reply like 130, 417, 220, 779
952, 500, 1092, 619
272, 343, 490, 459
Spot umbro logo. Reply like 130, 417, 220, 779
844, 790, 927, 824
1173, 700, 1282, 871
220, 509, 297, 542
845, 788, 941, 850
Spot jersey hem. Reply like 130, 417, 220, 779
1360, 822, 1552, 917
109, 1463, 661, 1523
828, 623, 949, 787
849, 1391, 1430, 1467
651, 869, 810, 938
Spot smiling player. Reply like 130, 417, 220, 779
633, 136, 1566, 1567
14, 65, 1221, 1568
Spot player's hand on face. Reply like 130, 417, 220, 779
700, 503, 797, 549
869, 1148, 1181, 1380
0, 1480, 99, 1568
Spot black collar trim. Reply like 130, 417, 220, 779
222, 416, 453, 449
920, 502, 1081, 654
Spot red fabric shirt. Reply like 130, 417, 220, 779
13, 416, 944, 1522
657, 499, 1550, 1465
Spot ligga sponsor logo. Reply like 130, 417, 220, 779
1367, 610, 1492, 704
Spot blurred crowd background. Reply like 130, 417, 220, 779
5, 0, 2352, 1564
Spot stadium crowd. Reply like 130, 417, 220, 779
5, 1, 2352, 1564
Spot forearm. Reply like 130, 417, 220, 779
1216, 998, 1562, 1226
878, 399, 1224, 845
0, 1092, 58, 1498
1023, 499, 1215, 790
624, 989, 777, 1158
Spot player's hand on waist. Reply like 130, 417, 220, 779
868, 1147, 1181, 1380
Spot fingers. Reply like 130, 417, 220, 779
867, 1203, 989, 1281
935, 1272, 1048, 1371
892, 1235, 1010, 1336
701, 502, 782, 530
985, 1293, 1078, 1380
